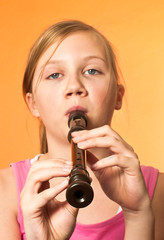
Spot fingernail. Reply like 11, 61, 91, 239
72, 137, 79, 143
64, 162, 72, 172
78, 142, 85, 149
63, 167, 72, 172
65, 161, 73, 165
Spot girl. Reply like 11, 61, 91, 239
0, 20, 163, 240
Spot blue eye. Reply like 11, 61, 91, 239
47, 73, 62, 79
85, 69, 100, 75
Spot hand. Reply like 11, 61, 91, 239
21, 158, 78, 240
72, 125, 151, 212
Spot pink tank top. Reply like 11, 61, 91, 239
10, 160, 159, 240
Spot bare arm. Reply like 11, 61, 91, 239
152, 172, 164, 240
0, 167, 21, 239
72, 126, 158, 240
123, 172, 164, 240
123, 204, 154, 240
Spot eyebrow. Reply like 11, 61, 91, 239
83, 56, 106, 63
40, 60, 63, 71
40, 55, 106, 71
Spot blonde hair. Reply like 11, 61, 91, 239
23, 20, 122, 154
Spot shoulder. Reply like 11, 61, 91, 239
0, 167, 18, 213
0, 167, 15, 190
0, 159, 31, 209
152, 172, 164, 239
0, 167, 21, 239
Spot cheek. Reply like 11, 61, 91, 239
34, 86, 60, 118
90, 80, 117, 124
91, 82, 116, 107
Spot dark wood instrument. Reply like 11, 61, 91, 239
66, 111, 94, 208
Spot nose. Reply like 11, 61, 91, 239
64, 74, 88, 98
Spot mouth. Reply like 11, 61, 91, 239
65, 106, 88, 118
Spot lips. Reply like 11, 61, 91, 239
65, 106, 88, 117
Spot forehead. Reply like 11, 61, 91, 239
36, 31, 107, 69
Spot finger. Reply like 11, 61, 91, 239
72, 125, 134, 153
77, 136, 132, 157
25, 166, 72, 194
91, 154, 140, 173
65, 202, 79, 216
22, 179, 69, 212
28, 159, 73, 184
72, 125, 121, 142
31, 158, 73, 172
37, 179, 69, 207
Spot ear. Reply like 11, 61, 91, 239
25, 93, 40, 117
115, 84, 125, 110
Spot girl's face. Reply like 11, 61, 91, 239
27, 31, 123, 143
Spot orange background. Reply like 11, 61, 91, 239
0, 0, 164, 171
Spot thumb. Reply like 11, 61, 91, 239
65, 202, 79, 218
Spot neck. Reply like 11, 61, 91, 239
43, 128, 110, 162
46, 134, 71, 160
44, 140, 109, 166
